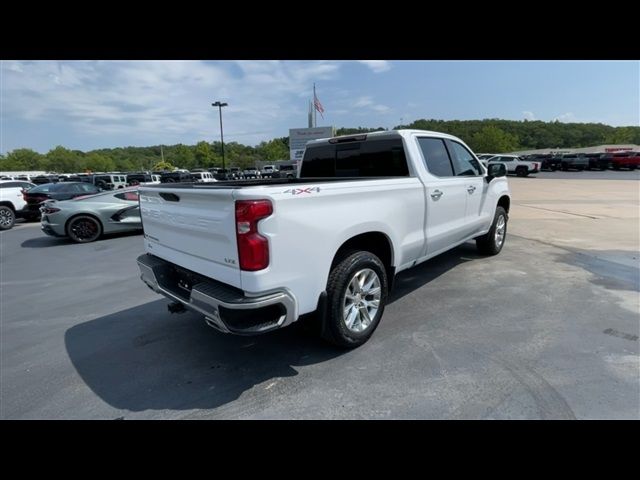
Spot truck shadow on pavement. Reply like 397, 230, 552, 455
64, 299, 345, 414
64, 242, 483, 416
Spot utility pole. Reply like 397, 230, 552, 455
212, 101, 228, 169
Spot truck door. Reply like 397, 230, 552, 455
445, 139, 487, 237
416, 137, 469, 255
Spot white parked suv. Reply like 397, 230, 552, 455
0, 180, 36, 230
487, 154, 540, 177
137, 130, 510, 347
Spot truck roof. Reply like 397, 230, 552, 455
306, 129, 461, 147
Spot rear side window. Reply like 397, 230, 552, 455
300, 138, 409, 178
0, 182, 20, 189
417, 138, 454, 177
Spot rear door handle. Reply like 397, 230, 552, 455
430, 189, 443, 200
467, 185, 476, 194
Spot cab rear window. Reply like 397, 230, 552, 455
300, 138, 409, 178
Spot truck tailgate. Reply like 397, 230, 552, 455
139, 186, 241, 288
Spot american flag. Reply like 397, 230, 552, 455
314, 91, 325, 119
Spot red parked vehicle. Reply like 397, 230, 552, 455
610, 151, 640, 170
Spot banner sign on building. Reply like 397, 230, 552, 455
289, 127, 335, 161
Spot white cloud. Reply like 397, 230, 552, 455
523, 111, 535, 120
1, 60, 343, 147
357, 60, 391, 73
554, 112, 576, 122
354, 96, 374, 108
351, 96, 390, 114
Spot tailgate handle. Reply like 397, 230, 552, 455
159, 193, 180, 202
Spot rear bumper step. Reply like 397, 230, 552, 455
137, 253, 297, 335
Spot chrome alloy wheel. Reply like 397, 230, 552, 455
342, 268, 381, 333
495, 214, 506, 249
0, 208, 13, 227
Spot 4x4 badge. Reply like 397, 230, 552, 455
283, 187, 320, 195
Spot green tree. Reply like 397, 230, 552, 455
470, 126, 519, 153
256, 138, 289, 161
84, 153, 116, 173
2, 148, 45, 170
45, 146, 82, 173
172, 144, 196, 170
194, 141, 212, 168
153, 161, 174, 171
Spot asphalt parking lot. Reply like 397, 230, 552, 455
1, 173, 638, 419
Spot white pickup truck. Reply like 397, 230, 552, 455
137, 130, 510, 347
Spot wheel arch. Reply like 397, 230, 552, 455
497, 195, 510, 214
0, 201, 16, 212
330, 231, 395, 289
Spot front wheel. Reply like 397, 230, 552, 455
476, 206, 507, 256
322, 251, 388, 348
66, 215, 103, 243
0, 206, 15, 230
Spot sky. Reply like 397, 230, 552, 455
1, 60, 638, 154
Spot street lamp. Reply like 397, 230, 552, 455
212, 101, 228, 169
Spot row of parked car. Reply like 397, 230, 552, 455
476, 151, 640, 175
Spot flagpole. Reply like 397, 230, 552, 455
313, 83, 317, 127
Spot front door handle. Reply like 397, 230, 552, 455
431, 189, 443, 200
467, 185, 476, 194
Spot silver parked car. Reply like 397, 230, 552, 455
40, 188, 142, 243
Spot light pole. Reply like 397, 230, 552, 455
212, 101, 228, 169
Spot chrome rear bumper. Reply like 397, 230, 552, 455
137, 253, 297, 335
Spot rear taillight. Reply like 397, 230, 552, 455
235, 199, 273, 271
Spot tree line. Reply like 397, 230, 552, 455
1, 119, 638, 173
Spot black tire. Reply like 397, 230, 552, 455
322, 251, 388, 348
613, 164, 620, 170
561, 163, 569, 171
0, 206, 15, 230
66, 215, 103, 243
516, 167, 528, 177
476, 206, 507, 256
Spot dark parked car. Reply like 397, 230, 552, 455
160, 172, 194, 183
584, 153, 610, 171
22, 182, 101, 220
272, 164, 298, 178
126, 173, 152, 185
529, 154, 561, 171
31, 175, 60, 185
560, 154, 588, 171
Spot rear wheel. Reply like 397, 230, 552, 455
515, 166, 528, 177
0, 206, 15, 230
476, 206, 507, 256
322, 251, 388, 348
66, 215, 103, 243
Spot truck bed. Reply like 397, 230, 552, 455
148, 177, 396, 189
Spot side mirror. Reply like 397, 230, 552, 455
487, 163, 506, 181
